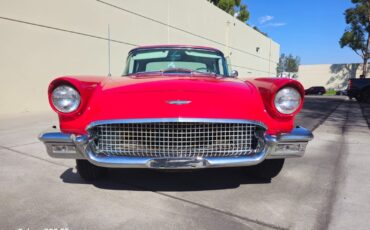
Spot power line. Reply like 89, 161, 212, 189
96, 0, 276, 64
0, 13, 275, 75
0, 16, 138, 47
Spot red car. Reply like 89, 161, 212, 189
39, 45, 313, 181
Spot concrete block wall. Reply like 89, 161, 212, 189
298, 63, 364, 90
0, 0, 279, 115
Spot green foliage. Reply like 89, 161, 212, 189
237, 4, 250, 22
253, 26, 268, 37
208, 0, 250, 22
325, 89, 336, 96
217, 0, 236, 15
276, 53, 285, 75
277, 53, 301, 76
285, 54, 300, 73
339, 0, 370, 77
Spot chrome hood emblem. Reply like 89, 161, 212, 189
167, 100, 192, 105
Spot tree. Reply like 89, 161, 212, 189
285, 54, 300, 73
209, 0, 267, 35
237, 4, 249, 22
277, 53, 300, 77
208, 0, 250, 22
253, 26, 268, 37
277, 53, 286, 76
340, 0, 370, 78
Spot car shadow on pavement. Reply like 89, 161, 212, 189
294, 96, 346, 131
359, 102, 370, 128
60, 167, 270, 191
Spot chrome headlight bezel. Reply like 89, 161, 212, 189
274, 87, 301, 115
51, 85, 81, 113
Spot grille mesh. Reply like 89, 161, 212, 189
90, 122, 264, 158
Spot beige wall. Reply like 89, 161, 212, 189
298, 63, 364, 90
0, 0, 279, 116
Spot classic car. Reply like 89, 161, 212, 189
39, 45, 313, 181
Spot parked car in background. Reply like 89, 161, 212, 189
305, 86, 326, 95
39, 45, 313, 182
347, 78, 370, 102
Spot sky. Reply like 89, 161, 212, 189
243, 0, 362, 65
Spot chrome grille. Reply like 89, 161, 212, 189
89, 122, 265, 158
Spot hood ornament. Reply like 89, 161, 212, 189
167, 100, 192, 105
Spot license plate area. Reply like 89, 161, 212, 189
148, 158, 207, 169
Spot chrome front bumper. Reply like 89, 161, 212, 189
39, 126, 313, 169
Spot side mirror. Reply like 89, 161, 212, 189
231, 70, 238, 78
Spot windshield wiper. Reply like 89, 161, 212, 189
125, 68, 220, 77
129, 70, 163, 76
162, 68, 219, 76
162, 68, 193, 74
191, 70, 218, 76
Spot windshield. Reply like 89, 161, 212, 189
123, 48, 229, 76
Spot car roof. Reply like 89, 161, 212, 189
129, 45, 225, 55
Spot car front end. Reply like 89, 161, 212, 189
40, 118, 312, 169
39, 45, 313, 180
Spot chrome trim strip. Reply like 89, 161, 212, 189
166, 100, 192, 105
86, 118, 267, 131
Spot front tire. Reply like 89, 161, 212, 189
76, 160, 107, 181
248, 159, 285, 180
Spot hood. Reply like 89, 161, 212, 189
83, 74, 266, 121
58, 74, 272, 134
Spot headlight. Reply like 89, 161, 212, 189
51, 85, 81, 113
274, 87, 301, 114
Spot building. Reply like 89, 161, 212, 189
0, 0, 279, 116
297, 63, 366, 90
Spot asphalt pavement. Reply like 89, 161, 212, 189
1, 96, 369, 230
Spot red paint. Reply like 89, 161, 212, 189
48, 75, 303, 135
48, 76, 107, 120
249, 78, 305, 120
47, 46, 305, 136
